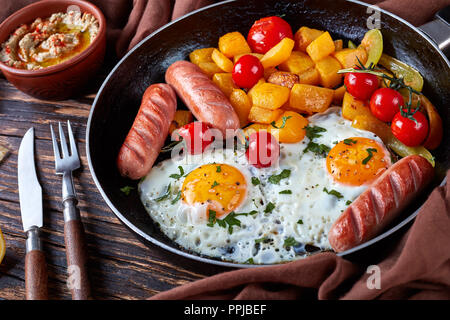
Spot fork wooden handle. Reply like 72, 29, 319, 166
63, 199, 91, 300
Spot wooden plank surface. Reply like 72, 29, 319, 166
0, 74, 233, 300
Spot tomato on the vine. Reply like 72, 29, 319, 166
247, 16, 293, 54
370, 88, 405, 122
176, 122, 214, 155
245, 131, 280, 168
391, 110, 429, 147
344, 71, 379, 101
232, 55, 264, 89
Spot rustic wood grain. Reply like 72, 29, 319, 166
0, 76, 232, 300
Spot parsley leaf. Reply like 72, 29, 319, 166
362, 148, 378, 165
244, 258, 255, 264
279, 190, 292, 194
120, 186, 134, 196
303, 141, 330, 157
304, 125, 327, 140
283, 237, 299, 248
169, 166, 184, 180
270, 116, 292, 129
155, 184, 171, 202
297, 219, 303, 224
207, 210, 258, 234
216, 165, 221, 173
207, 210, 217, 227
268, 169, 291, 184
345, 200, 352, 206
251, 177, 261, 186
211, 181, 219, 188
255, 236, 270, 244
171, 191, 181, 204
264, 202, 275, 213
323, 187, 344, 199
343, 138, 357, 145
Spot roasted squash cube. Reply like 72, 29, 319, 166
298, 67, 320, 86
234, 52, 263, 63
248, 106, 284, 124
278, 51, 315, 75
169, 110, 194, 134
251, 83, 291, 110
267, 71, 299, 89
211, 49, 234, 73
315, 56, 343, 88
289, 84, 334, 114
332, 48, 368, 69
341, 92, 372, 121
218, 31, 251, 58
198, 61, 222, 78
229, 89, 252, 127
333, 85, 347, 105
260, 37, 295, 68
306, 31, 335, 62
189, 48, 214, 65
247, 78, 266, 103
212, 73, 238, 97
294, 27, 324, 52
334, 40, 344, 51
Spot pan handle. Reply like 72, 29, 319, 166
418, 6, 450, 58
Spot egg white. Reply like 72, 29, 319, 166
139, 108, 389, 264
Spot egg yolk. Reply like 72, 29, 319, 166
326, 137, 391, 186
181, 164, 247, 218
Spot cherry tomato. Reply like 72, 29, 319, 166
245, 131, 280, 168
232, 55, 264, 89
391, 110, 429, 147
344, 72, 379, 101
370, 88, 405, 122
176, 122, 214, 154
247, 16, 293, 54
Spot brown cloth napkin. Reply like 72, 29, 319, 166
151, 171, 450, 300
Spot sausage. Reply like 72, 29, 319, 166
328, 155, 434, 252
117, 83, 177, 180
165, 60, 240, 138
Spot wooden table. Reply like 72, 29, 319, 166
0, 68, 232, 300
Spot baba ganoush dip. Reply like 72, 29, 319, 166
0, 10, 99, 70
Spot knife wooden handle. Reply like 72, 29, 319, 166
25, 249, 48, 300
64, 200, 91, 300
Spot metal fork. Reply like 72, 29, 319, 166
50, 121, 91, 300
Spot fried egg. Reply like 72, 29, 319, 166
139, 108, 391, 264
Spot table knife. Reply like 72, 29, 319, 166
18, 127, 48, 300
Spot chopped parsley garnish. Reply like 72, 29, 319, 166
303, 142, 330, 157
244, 258, 255, 264
155, 184, 171, 202
255, 236, 270, 244
171, 191, 181, 204
216, 165, 222, 173
304, 125, 327, 140
297, 219, 303, 224
323, 187, 344, 199
345, 200, 352, 206
120, 186, 134, 196
264, 202, 275, 214
251, 177, 261, 185
207, 210, 258, 234
362, 148, 378, 165
279, 190, 292, 194
283, 237, 299, 248
343, 138, 358, 145
211, 181, 219, 188
268, 169, 291, 184
270, 116, 292, 129
169, 166, 184, 180
303, 125, 330, 158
